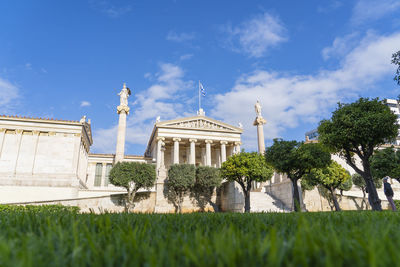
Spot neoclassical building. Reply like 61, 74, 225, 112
0, 84, 244, 211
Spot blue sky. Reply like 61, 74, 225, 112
1, 0, 400, 155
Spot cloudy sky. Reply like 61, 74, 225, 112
1, 0, 400, 155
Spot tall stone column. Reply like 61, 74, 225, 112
189, 139, 197, 164
156, 137, 165, 169
253, 100, 267, 154
205, 140, 213, 166
173, 138, 181, 164
115, 83, 131, 163
220, 141, 227, 163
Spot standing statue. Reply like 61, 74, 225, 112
118, 83, 131, 106
255, 100, 262, 117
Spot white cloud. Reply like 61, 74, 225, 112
25, 63, 32, 70
322, 32, 360, 60
179, 54, 193, 61
92, 63, 194, 153
224, 12, 288, 58
166, 31, 196, 42
351, 0, 400, 25
89, 0, 132, 18
80, 101, 91, 107
211, 31, 400, 150
0, 77, 19, 112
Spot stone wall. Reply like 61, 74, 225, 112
265, 180, 295, 210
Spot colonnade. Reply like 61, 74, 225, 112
155, 137, 241, 169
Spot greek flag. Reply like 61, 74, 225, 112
199, 82, 206, 96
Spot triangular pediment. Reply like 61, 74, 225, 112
156, 116, 243, 133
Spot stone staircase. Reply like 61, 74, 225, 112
250, 187, 291, 213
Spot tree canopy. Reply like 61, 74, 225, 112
318, 98, 398, 210
370, 147, 400, 183
192, 166, 222, 211
109, 162, 156, 211
265, 139, 331, 211
302, 161, 351, 211
392, 51, 400, 86
221, 152, 274, 212
167, 164, 196, 213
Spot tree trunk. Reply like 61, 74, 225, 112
362, 188, 368, 210
244, 191, 251, 213
127, 190, 137, 212
330, 187, 341, 211
291, 178, 301, 212
363, 163, 382, 211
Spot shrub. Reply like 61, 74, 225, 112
167, 164, 196, 212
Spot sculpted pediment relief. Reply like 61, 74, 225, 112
161, 118, 240, 132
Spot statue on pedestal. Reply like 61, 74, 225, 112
255, 100, 262, 117
118, 83, 131, 107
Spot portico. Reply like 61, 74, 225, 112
145, 114, 243, 170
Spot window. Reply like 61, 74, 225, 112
94, 163, 103, 187
104, 164, 112, 186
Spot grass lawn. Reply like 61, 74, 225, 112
0, 206, 398, 266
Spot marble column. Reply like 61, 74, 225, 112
220, 141, 227, 163
234, 142, 241, 154
253, 116, 267, 154
156, 137, 165, 169
205, 140, 213, 166
115, 83, 131, 163
0, 128, 5, 158
173, 138, 181, 164
189, 139, 197, 165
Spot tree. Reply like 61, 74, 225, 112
221, 152, 274, 213
370, 147, 400, 183
318, 98, 398, 210
352, 173, 382, 209
392, 50, 400, 86
109, 162, 156, 211
301, 161, 351, 211
265, 139, 331, 212
192, 166, 222, 211
167, 164, 196, 213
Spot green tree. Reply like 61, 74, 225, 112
392, 50, 400, 86
109, 162, 156, 211
192, 166, 222, 211
167, 164, 196, 213
370, 147, 400, 182
318, 98, 398, 210
302, 161, 351, 211
221, 152, 274, 213
265, 139, 331, 212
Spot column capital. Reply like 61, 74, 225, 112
156, 137, 165, 142
205, 139, 213, 144
220, 141, 228, 145
117, 105, 130, 115
16, 129, 23, 134
0, 128, 5, 133
253, 116, 267, 126
32, 130, 40, 136
189, 138, 197, 143
172, 137, 181, 142
234, 141, 242, 146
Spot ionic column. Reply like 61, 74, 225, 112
14, 129, 23, 174
234, 142, 242, 154
205, 140, 213, 166
220, 141, 228, 163
0, 128, 5, 158
173, 138, 181, 164
189, 139, 197, 165
156, 137, 165, 169
115, 83, 131, 163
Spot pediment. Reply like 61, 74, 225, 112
157, 116, 242, 133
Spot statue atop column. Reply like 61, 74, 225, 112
117, 83, 131, 115
255, 100, 262, 117
253, 100, 266, 154
118, 83, 131, 107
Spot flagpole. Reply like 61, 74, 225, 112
198, 80, 201, 111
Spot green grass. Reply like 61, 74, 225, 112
0, 206, 399, 266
